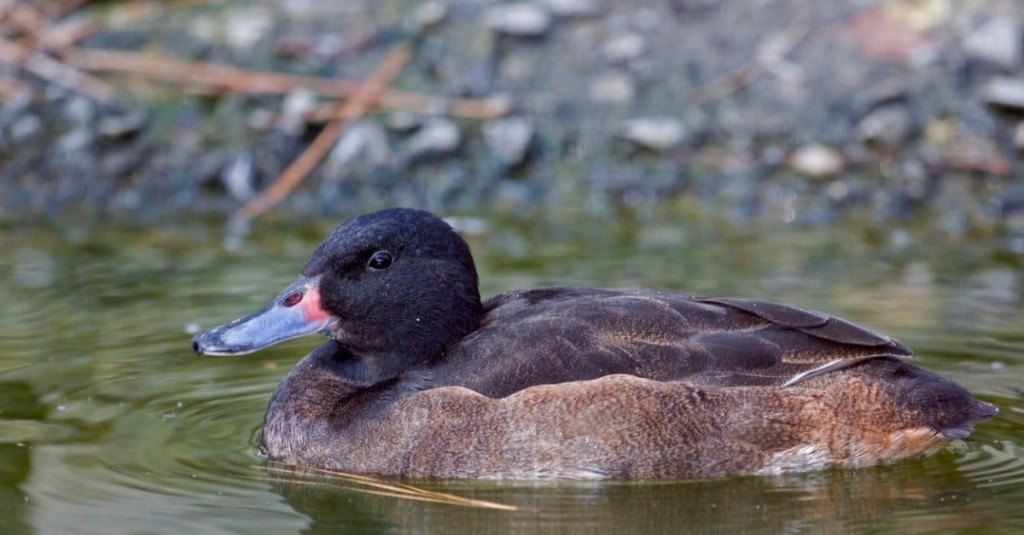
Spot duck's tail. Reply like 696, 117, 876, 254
787, 357, 998, 470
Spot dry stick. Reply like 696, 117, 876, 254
260, 465, 521, 511
233, 45, 411, 225
63, 47, 511, 119
36, 16, 99, 51
0, 2, 17, 21
0, 0, 98, 50
47, 0, 92, 19
0, 37, 115, 101
0, 2, 110, 100
2, 2, 48, 36
689, 19, 810, 106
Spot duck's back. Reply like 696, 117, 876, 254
426, 287, 912, 398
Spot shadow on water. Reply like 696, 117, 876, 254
0, 210, 1023, 533
0, 381, 41, 535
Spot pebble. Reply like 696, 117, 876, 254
619, 117, 686, 151
221, 153, 256, 202
443, 216, 489, 237
278, 88, 318, 136
589, 70, 636, 103
603, 32, 645, 63
856, 104, 915, 148
483, 3, 553, 37
536, 0, 605, 18
64, 96, 94, 124
56, 128, 92, 153
224, 7, 274, 49
790, 143, 844, 178
100, 148, 139, 177
246, 108, 276, 130
409, 1, 448, 32
483, 116, 535, 166
10, 114, 42, 141
98, 110, 147, 139
329, 120, 391, 168
963, 18, 1022, 69
402, 118, 461, 162
386, 111, 426, 134
980, 77, 1024, 111
0, 91, 32, 122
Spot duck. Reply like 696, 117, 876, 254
192, 208, 996, 479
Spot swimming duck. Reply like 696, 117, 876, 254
192, 208, 995, 479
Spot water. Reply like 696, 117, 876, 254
1, 210, 1022, 534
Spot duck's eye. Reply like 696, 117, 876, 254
368, 251, 393, 270
282, 292, 302, 307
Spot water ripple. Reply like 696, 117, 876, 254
959, 441, 1024, 491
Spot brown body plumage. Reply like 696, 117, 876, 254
193, 209, 996, 479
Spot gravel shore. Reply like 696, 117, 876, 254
1, 0, 1022, 242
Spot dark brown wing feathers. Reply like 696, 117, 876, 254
425, 288, 913, 397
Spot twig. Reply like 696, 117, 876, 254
1, 2, 49, 37
689, 18, 810, 106
63, 47, 511, 118
0, 36, 115, 101
37, 16, 99, 51
260, 465, 522, 511
232, 44, 411, 225
926, 156, 1012, 177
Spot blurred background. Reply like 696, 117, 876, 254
1, 1, 1023, 534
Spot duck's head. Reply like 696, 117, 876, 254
192, 208, 483, 382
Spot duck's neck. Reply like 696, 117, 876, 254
332, 346, 422, 385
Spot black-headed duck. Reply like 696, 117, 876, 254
192, 208, 995, 479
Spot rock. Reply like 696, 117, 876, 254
443, 216, 489, 236
314, 33, 350, 58
64, 96, 93, 124
221, 153, 256, 201
100, 148, 140, 177
329, 120, 391, 168
981, 77, 1024, 111
790, 143, 844, 178
856, 104, 915, 148
98, 110, 147, 139
10, 114, 41, 141
386, 111, 426, 133
409, 1, 448, 32
224, 7, 274, 49
963, 18, 1022, 69
500, 50, 540, 81
536, 0, 605, 18
0, 90, 32, 123
278, 88, 318, 136
56, 128, 92, 153
619, 117, 687, 151
483, 116, 535, 166
402, 118, 461, 162
603, 32, 645, 63
246, 108, 276, 130
589, 70, 636, 103
483, 3, 553, 37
